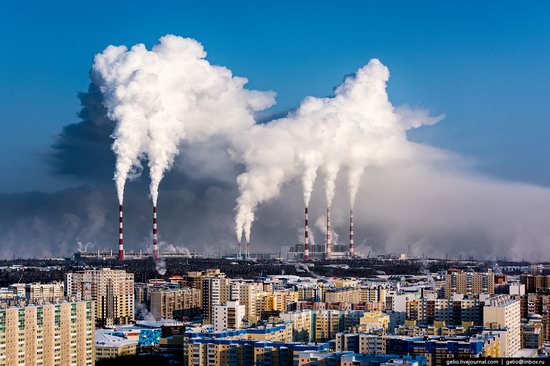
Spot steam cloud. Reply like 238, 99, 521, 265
91, 35, 443, 245
18, 33, 547, 262
233, 60, 443, 243
92, 35, 275, 206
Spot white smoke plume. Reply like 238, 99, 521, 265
300, 151, 322, 206
92, 35, 275, 206
155, 258, 167, 276
135, 303, 156, 321
234, 59, 443, 243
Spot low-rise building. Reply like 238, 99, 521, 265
95, 332, 138, 360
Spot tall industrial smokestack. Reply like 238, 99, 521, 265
326, 208, 332, 260
238, 241, 242, 260
152, 206, 159, 260
304, 206, 310, 261
349, 209, 355, 257
118, 204, 124, 261
246, 241, 250, 261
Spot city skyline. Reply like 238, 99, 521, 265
2, 2, 550, 260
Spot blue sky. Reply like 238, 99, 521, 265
1, 1, 549, 192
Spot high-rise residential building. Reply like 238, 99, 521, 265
255, 290, 299, 317
444, 269, 495, 298
521, 314, 543, 350
313, 310, 364, 342
0, 301, 95, 366
65, 268, 134, 327
231, 281, 262, 324
296, 352, 427, 366
134, 282, 155, 310
200, 272, 231, 324
394, 321, 469, 337
483, 295, 521, 357
320, 285, 387, 304
323, 288, 361, 303
183, 336, 325, 366
522, 274, 550, 293
357, 311, 390, 332
526, 292, 550, 341
335, 333, 388, 354
280, 310, 314, 342
150, 287, 201, 320
213, 300, 245, 331
10, 282, 65, 303
180, 272, 201, 291
385, 333, 502, 366
406, 296, 483, 326
360, 285, 387, 305
296, 285, 322, 303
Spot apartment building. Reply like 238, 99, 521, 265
150, 287, 200, 320
279, 310, 314, 342
200, 273, 231, 324
183, 338, 327, 366
406, 296, 483, 326
230, 281, 262, 324
0, 301, 95, 366
357, 311, 390, 332
10, 282, 65, 303
213, 301, 245, 331
385, 333, 502, 366
526, 292, 550, 340
444, 269, 494, 298
483, 295, 521, 357
522, 274, 550, 293
65, 268, 134, 327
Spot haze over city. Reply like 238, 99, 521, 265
1, 1, 550, 261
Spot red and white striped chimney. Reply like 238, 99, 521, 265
118, 204, 124, 261
326, 207, 332, 260
349, 209, 355, 257
304, 206, 310, 261
152, 206, 159, 260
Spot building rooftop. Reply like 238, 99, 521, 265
95, 332, 138, 348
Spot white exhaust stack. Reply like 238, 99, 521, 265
246, 241, 250, 260
304, 206, 310, 261
349, 209, 355, 257
118, 204, 125, 261
326, 207, 332, 260
152, 206, 159, 260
